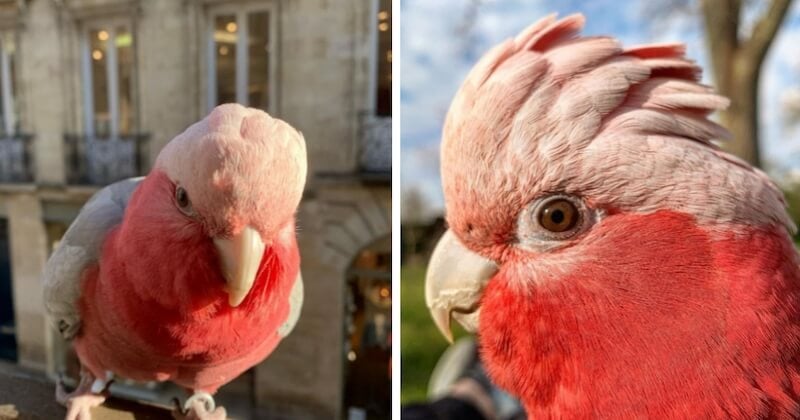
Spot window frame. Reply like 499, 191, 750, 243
205, 2, 278, 113
0, 32, 17, 137
80, 18, 137, 139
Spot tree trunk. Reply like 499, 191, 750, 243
719, 57, 761, 164
700, 0, 792, 167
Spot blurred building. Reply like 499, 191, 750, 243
0, 0, 391, 418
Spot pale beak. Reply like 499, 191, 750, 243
425, 229, 498, 343
213, 226, 266, 307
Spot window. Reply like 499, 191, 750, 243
0, 32, 17, 137
81, 23, 135, 138
207, 5, 275, 112
77, 22, 139, 185
374, 0, 391, 116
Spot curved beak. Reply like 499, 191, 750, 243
425, 230, 498, 343
214, 226, 266, 307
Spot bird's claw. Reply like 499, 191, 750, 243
172, 392, 227, 420
55, 374, 106, 420
184, 391, 215, 413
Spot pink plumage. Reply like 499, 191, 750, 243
427, 14, 800, 418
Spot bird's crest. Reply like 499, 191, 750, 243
441, 14, 793, 254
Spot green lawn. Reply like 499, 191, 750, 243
400, 264, 467, 404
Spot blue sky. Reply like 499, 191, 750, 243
401, 0, 800, 218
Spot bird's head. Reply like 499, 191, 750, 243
142, 103, 306, 307
425, 13, 795, 393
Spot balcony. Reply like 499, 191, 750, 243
0, 134, 34, 183
358, 114, 391, 178
64, 134, 149, 186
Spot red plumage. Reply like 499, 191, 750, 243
74, 170, 300, 392
480, 211, 800, 417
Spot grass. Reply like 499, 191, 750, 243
400, 264, 467, 404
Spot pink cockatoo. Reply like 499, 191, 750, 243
426, 14, 800, 418
43, 104, 306, 420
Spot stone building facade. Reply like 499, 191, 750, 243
0, 0, 392, 418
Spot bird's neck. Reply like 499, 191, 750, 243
479, 211, 800, 417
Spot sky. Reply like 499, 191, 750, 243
400, 0, 800, 219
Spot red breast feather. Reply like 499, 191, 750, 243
480, 211, 800, 418
74, 170, 300, 392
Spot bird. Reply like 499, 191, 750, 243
425, 13, 800, 418
43, 103, 307, 420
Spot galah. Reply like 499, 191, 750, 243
43, 104, 306, 420
426, 14, 800, 418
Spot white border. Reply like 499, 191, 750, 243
390, 0, 400, 416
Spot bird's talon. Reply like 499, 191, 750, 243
183, 391, 215, 413
172, 393, 226, 420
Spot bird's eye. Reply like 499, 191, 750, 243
538, 198, 578, 233
516, 193, 598, 250
176, 186, 193, 215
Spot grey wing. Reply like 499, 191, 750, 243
278, 272, 303, 337
42, 177, 143, 340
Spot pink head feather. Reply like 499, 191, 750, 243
155, 104, 307, 241
441, 14, 793, 259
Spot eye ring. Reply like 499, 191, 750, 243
175, 186, 194, 216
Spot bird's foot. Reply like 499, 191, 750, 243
55, 372, 109, 420
172, 392, 227, 420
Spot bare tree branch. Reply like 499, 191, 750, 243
699, 0, 794, 166
742, 0, 792, 63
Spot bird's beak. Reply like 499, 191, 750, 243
213, 226, 266, 307
425, 229, 498, 343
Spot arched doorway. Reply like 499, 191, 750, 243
0, 218, 16, 362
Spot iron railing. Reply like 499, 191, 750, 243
64, 134, 149, 185
0, 133, 34, 183
358, 114, 391, 175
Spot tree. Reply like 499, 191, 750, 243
700, 0, 793, 167
401, 187, 427, 260
785, 87, 800, 126
401, 187, 427, 224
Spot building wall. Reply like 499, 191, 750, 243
0, 0, 389, 418
137, 0, 199, 167
257, 184, 391, 417
4, 192, 48, 370
19, 0, 67, 185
